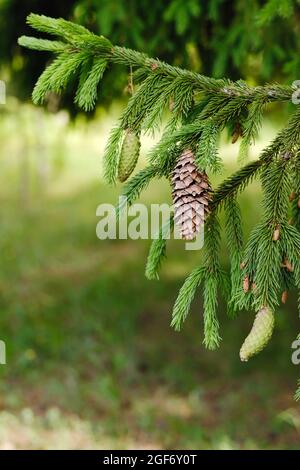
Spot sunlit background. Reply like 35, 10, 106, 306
0, 0, 299, 449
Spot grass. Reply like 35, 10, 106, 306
0, 102, 299, 449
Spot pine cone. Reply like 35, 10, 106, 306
118, 129, 141, 182
172, 149, 212, 240
240, 306, 274, 362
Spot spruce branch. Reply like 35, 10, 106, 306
103, 126, 124, 185
19, 13, 300, 397
202, 213, 222, 349
211, 160, 263, 210
145, 216, 174, 280
19, 13, 295, 112
238, 96, 267, 161
225, 197, 244, 317
212, 108, 300, 211
75, 58, 107, 111
115, 165, 162, 217
171, 266, 205, 331
18, 36, 67, 52
195, 121, 222, 174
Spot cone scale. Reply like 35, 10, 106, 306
172, 149, 212, 240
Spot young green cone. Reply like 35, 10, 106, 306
240, 306, 274, 361
117, 129, 141, 182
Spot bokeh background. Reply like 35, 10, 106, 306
0, 0, 299, 449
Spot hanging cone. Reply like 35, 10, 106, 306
172, 149, 212, 240
240, 306, 274, 362
118, 129, 141, 182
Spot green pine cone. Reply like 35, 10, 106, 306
117, 129, 141, 182
240, 306, 275, 362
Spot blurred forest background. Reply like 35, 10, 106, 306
0, 0, 300, 449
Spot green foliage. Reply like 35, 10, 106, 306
145, 216, 174, 280
31, 51, 90, 104
19, 13, 300, 397
238, 97, 267, 161
171, 266, 205, 331
103, 126, 124, 185
195, 122, 222, 174
115, 165, 162, 216
225, 197, 244, 317
202, 214, 222, 349
18, 14, 112, 110
164, 0, 201, 35
5, 0, 300, 108
75, 58, 107, 111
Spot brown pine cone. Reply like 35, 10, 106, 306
172, 149, 212, 240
